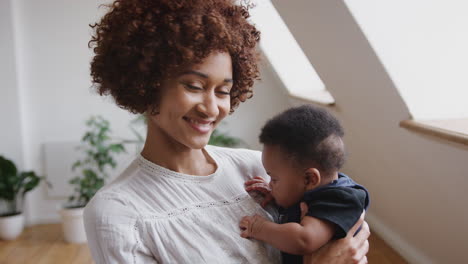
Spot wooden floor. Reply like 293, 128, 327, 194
0, 224, 407, 264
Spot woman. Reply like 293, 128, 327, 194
83, 0, 370, 263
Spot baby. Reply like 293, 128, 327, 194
239, 105, 370, 263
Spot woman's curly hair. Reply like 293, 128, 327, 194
89, 0, 261, 114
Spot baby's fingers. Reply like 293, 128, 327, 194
246, 183, 270, 192
245, 176, 266, 184
245, 179, 266, 186
240, 229, 250, 238
239, 216, 248, 224
239, 216, 251, 238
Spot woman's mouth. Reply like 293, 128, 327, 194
183, 117, 215, 134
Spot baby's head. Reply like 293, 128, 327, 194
259, 105, 346, 208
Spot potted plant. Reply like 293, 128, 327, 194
0, 156, 47, 240
208, 122, 245, 148
60, 116, 126, 243
209, 129, 242, 147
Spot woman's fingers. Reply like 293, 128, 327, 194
353, 220, 370, 259
302, 214, 370, 264
353, 220, 370, 244
348, 216, 370, 264
339, 211, 369, 264
347, 211, 366, 238
354, 239, 369, 263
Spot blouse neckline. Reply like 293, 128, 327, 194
136, 147, 221, 183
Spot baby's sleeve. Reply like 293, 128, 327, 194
305, 187, 367, 239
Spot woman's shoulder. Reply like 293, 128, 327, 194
83, 159, 142, 222
206, 145, 262, 164
83, 188, 138, 223
206, 145, 265, 176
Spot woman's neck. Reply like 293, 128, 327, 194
140, 123, 216, 176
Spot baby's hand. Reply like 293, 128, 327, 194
239, 214, 268, 239
245, 176, 274, 208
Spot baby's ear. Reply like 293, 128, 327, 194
304, 168, 321, 189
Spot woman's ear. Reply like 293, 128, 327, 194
304, 168, 321, 190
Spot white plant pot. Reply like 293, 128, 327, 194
0, 213, 24, 240
59, 207, 87, 244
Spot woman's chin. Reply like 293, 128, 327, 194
184, 138, 211, 150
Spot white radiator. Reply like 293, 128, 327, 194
43, 141, 81, 199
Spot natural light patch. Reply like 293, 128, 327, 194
249, 0, 335, 105
344, 0, 468, 119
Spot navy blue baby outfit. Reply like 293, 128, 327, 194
279, 173, 370, 264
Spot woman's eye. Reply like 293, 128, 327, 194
216, 88, 231, 96
216, 90, 230, 95
185, 84, 203, 91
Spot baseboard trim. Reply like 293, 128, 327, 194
366, 212, 433, 264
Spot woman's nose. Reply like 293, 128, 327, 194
197, 92, 219, 117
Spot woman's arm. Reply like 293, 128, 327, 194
303, 210, 370, 264
239, 214, 335, 255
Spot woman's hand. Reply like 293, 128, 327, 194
302, 203, 370, 264
245, 176, 274, 207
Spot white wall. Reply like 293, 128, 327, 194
223, 61, 291, 150
10, 0, 138, 224
344, 0, 468, 120
272, 0, 468, 263
0, 0, 23, 167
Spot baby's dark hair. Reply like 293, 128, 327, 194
259, 105, 346, 176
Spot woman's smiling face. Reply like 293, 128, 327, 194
147, 51, 233, 150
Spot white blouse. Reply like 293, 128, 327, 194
83, 145, 281, 264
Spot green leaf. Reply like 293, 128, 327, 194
20, 171, 41, 195
109, 144, 125, 153
72, 161, 81, 171
0, 156, 18, 179
208, 129, 241, 147
0, 156, 46, 214
68, 115, 140, 206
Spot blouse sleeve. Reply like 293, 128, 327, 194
83, 193, 158, 264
